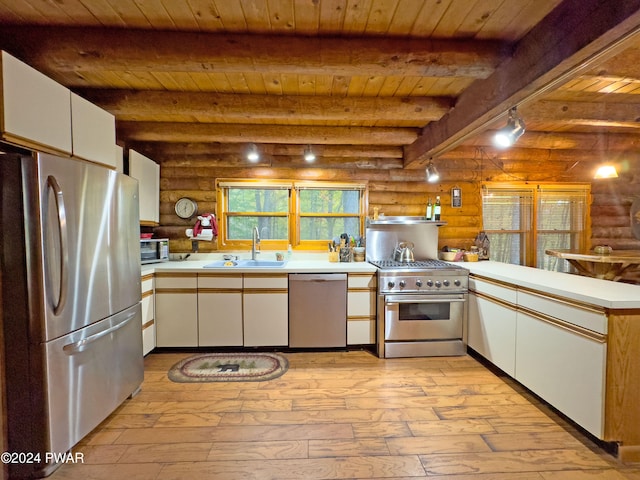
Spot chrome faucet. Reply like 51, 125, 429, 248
251, 226, 260, 260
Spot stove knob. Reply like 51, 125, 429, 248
399, 280, 406, 288
426, 280, 434, 287
454, 279, 461, 287
415, 279, 423, 287
387, 281, 395, 289
443, 279, 450, 287
435, 281, 442, 288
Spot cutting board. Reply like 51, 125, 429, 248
632, 197, 640, 240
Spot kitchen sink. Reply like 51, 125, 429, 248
203, 259, 288, 268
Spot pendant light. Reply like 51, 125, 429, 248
303, 145, 316, 162
246, 143, 260, 162
493, 107, 526, 148
426, 161, 440, 183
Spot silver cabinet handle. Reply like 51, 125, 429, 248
47, 175, 68, 316
63, 312, 136, 354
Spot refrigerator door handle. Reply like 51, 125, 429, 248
62, 312, 136, 354
47, 175, 69, 316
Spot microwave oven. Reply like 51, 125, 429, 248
140, 238, 169, 264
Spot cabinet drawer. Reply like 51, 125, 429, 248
348, 273, 376, 289
155, 273, 197, 289
141, 275, 154, 294
517, 289, 607, 334
141, 292, 154, 324
245, 274, 288, 289
347, 291, 376, 317
469, 276, 517, 304
199, 274, 242, 289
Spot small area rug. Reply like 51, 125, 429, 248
168, 352, 288, 383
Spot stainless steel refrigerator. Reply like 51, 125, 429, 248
1, 148, 143, 478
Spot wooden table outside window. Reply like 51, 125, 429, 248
545, 249, 640, 282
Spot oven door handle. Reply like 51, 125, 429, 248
385, 296, 466, 305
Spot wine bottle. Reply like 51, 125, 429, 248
434, 196, 441, 221
426, 198, 433, 220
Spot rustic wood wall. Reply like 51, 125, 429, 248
151, 145, 640, 282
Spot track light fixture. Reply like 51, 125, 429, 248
303, 145, 316, 162
493, 107, 526, 148
246, 143, 260, 162
425, 161, 440, 183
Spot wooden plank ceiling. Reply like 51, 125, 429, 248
1, 0, 640, 169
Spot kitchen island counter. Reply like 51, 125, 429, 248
455, 260, 640, 309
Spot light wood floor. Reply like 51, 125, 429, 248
50, 350, 640, 479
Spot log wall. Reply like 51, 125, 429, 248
152, 146, 640, 283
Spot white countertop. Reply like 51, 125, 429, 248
456, 261, 640, 309
141, 252, 377, 275
141, 253, 640, 310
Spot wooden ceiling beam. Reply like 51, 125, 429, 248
523, 100, 640, 127
118, 121, 418, 145
463, 130, 640, 151
75, 89, 453, 124
0, 26, 510, 81
156, 155, 404, 170
129, 143, 403, 159
404, 0, 640, 168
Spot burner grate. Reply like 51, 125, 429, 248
369, 259, 454, 270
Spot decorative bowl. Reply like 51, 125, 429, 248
593, 245, 612, 255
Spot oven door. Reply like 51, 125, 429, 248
384, 294, 466, 341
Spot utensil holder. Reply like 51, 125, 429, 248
328, 251, 339, 262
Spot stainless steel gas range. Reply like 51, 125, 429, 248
370, 259, 469, 358
366, 218, 469, 358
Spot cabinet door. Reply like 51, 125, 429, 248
198, 275, 243, 346
71, 93, 116, 167
243, 292, 288, 346
141, 298, 155, 355
515, 310, 606, 438
128, 149, 160, 224
155, 275, 198, 347
243, 275, 288, 347
199, 292, 243, 346
141, 278, 155, 356
155, 292, 198, 347
1, 51, 72, 154
467, 292, 517, 376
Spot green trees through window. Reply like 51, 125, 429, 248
218, 180, 367, 249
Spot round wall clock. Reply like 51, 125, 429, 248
174, 197, 198, 219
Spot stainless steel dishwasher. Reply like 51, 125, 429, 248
289, 273, 347, 348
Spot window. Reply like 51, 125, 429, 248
482, 183, 590, 271
217, 180, 367, 250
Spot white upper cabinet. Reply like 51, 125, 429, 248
1, 51, 72, 154
128, 149, 160, 225
70, 92, 116, 167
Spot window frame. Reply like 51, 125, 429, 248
216, 179, 368, 251
481, 182, 591, 269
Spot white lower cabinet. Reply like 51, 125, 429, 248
198, 274, 243, 346
347, 273, 377, 345
515, 309, 606, 438
141, 273, 156, 355
243, 274, 288, 347
155, 273, 198, 347
468, 274, 609, 441
467, 292, 517, 376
